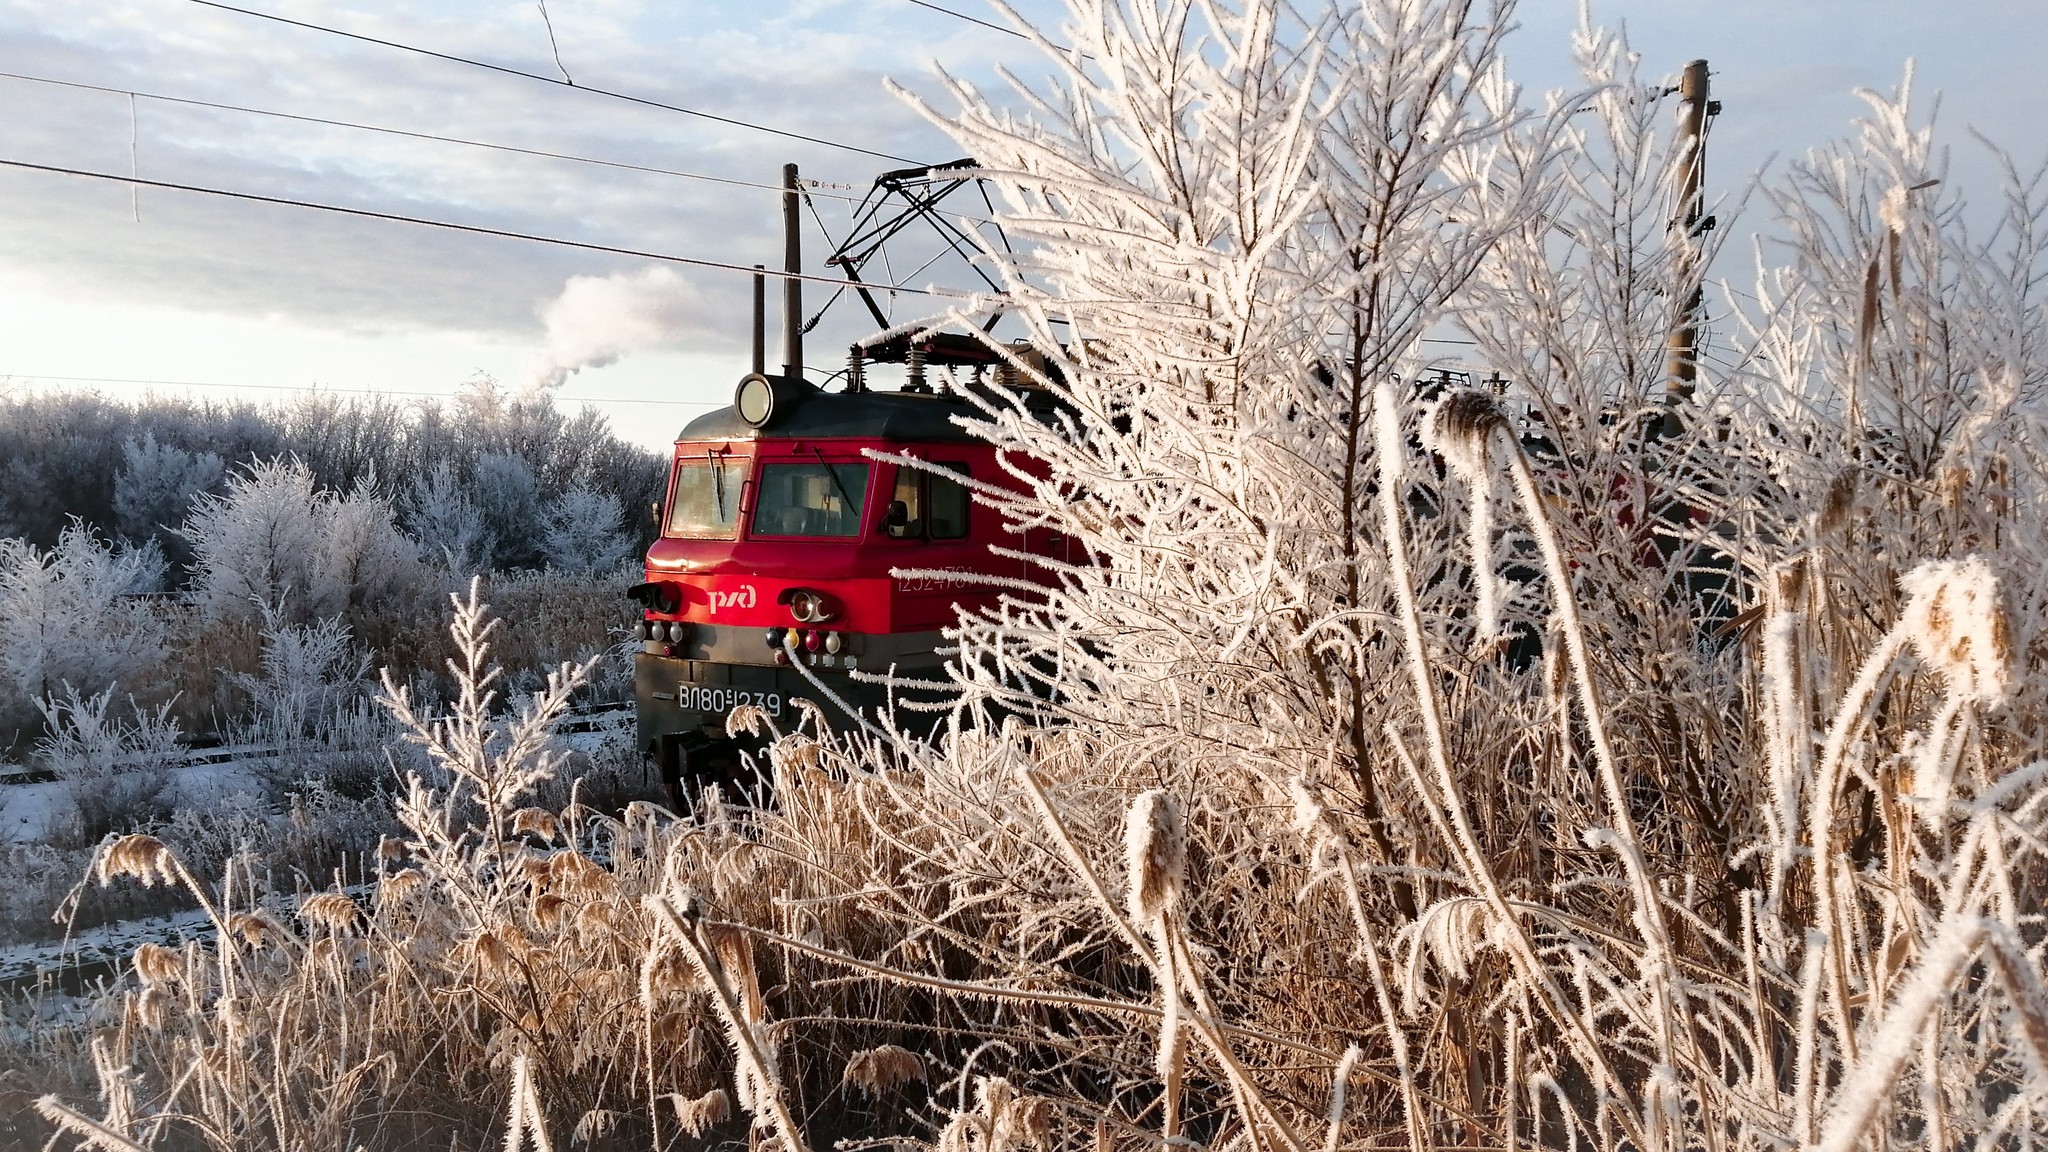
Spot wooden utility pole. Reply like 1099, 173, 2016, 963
1663, 59, 1711, 439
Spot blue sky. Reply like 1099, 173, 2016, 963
2, 0, 2044, 451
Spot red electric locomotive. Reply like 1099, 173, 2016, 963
629, 161, 1063, 803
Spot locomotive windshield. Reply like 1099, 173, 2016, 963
665, 451, 748, 538
752, 461, 872, 537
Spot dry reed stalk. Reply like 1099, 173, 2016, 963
644, 895, 812, 1152
1371, 381, 1649, 1152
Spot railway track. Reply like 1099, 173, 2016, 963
0, 703, 632, 999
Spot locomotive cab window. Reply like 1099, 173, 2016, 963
752, 461, 872, 537
886, 462, 970, 540
666, 451, 749, 538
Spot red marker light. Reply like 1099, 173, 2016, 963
802, 629, 823, 652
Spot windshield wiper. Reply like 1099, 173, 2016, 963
706, 450, 726, 519
810, 447, 858, 517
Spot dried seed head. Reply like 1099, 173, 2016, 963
511, 807, 560, 842
135, 985, 171, 1030
669, 1088, 731, 1137
843, 1044, 925, 1096
1424, 390, 1510, 478
1899, 556, 2012, 706
572, 1110, 620, 1145
471, 930, 516, 980
532, 892, 571, 926
1123, 790, 1187, 924
132, 943, 181, 986
299, 892, 362, 936
228, 911, 287, 950
379, 868, 424, 900
97, 835, 176, 888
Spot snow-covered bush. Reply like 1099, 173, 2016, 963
0, 521, 169, 739
472, 450, 544, 570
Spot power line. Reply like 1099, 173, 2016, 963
186, 0, 923, 165
1, 373, 726, 407
0, 157, 990, 299
0, 69, 884, 206
902, 0, 1029, 41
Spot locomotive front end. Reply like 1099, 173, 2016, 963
629, 380, 1019, 805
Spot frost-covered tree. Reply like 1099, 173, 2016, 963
112, 432, 224, 544
403, 460, 496, 575
0, 521, 169, 735
538, 479, 630, 577
472, 451, 544, 570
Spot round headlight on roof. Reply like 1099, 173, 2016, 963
735, 373, 777, 427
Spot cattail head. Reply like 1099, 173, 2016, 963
1899, 556, 2012, 706
132, 943, 181, 986
96, 835, 176, 888
1123, 790, 1187, 924
299, 892, 362, 936
1424, 390, 1510, 478
843, 1044, 925, 1096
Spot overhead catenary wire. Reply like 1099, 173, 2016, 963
185, 0, 924, 165
0, 373, 726, 407
0, 157, 991, 300
0, 70, 898, 206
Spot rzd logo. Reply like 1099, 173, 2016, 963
709, 584, 757, 616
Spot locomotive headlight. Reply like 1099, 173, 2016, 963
824, 631, 844, 655
785, 588, 839, 624
735, 373, 778, 426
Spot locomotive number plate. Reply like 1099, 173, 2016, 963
678, 685, 782, 717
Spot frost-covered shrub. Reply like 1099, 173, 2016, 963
181, 457, 422, 628
35, 686, 182, 842
0, 521, 169, 739
539, 478, 632, 577
229, 610, 370, 743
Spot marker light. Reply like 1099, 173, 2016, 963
824, 631, 844, 655
765, 627, 788, 648
666, 621, 688, 643
802, 629, 823, 653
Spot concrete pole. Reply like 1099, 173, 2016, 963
1663, 59, 1710, 438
